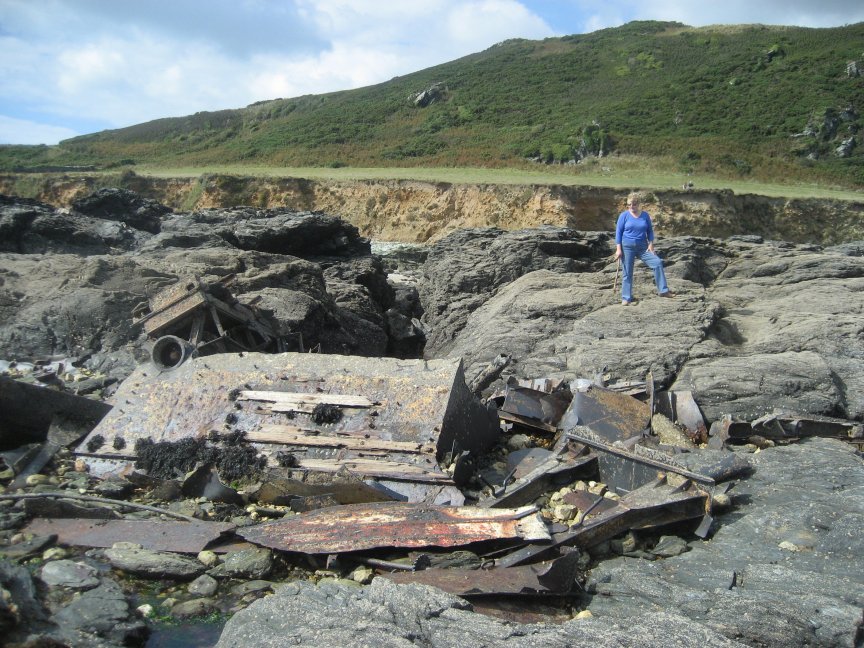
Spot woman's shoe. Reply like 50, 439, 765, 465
621, 299, 633, 305
659, 291, 676, 298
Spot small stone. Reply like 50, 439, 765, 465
779, 541, 801, 552
610, 532, 638, 555
42, 547, 69, 561
39, 560, 100, 590
112, 542, 142, 550
208, 547, 272, 580
171, 598, 216, 618
188, 574, 218, 597
712, 493, 732, 510
575, 610, 593, 619
572, 481, 588, 491
137, 603, 154, 618
506, 434, 531, 451
553, 504, 578, 522
587, 482, 607, 496
197, 550, 219, 567
25, 474, 49, 486
230, 580, 274, 596
652, 535, 690, 558
74, 458, 89, 472
350, 566, 374, 584
160, 597, 177, 609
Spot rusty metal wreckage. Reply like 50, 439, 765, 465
2, 278, 863, 599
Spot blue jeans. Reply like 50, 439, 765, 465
621, 242, 669, 302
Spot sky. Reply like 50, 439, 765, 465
1, 0, 863, 145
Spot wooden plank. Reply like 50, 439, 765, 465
240, 390, 373, 408
249, 425, 437, 454
295, 458, 452, 483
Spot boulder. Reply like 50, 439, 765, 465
71, 187, 170, 233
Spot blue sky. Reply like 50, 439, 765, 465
1, 0, 862, 145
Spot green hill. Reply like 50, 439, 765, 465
2, 20, 863, 186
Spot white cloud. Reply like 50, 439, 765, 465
0, 115, 79, 146
0, 0, 862, 144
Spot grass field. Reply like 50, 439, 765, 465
136, 164, 864, 201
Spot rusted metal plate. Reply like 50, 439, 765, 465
500, 387, 571, 429
23, 518, 235, 553
479, 446, 596, 509
382, 551, 580, 596
566, 428, 715, 493
497, 477, 708, 568
76, 353, 496, 483
559, 385, 650, 443
238, 502, 550, 554
0, 376, 112, 449
656, 390, 708, 441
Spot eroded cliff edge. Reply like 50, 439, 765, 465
2, 173, 862, 244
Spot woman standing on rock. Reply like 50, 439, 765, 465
614, 192, 675, 305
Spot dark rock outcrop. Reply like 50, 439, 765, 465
423, 229, 864, 424
71, 187, 171, 233
0, 192, 413, 379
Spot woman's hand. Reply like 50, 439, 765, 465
614, 247, 622, 260
647, 243, 655, 254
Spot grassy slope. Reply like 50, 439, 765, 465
1, 21, 863, 188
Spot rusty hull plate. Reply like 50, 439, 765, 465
382, 552, 580, 596
23, 518, 235, 553
75, 353, 495, 486
500, 387, 571, 429
559, 386, 649, 443
238, 502, 550, 554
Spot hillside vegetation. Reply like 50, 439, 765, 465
2, 21, 863, 187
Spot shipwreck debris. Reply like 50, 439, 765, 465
75, 352, 498, 502
134, 275, 295, 369
237, 502, 550, 554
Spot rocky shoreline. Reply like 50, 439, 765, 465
0, 188, 862, 647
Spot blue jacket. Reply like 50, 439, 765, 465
615, 210, 654, 244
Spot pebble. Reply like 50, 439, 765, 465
506, 434, 531, 450
553, 504, 578, 522
197, 550, 219, 567
42, 547, 69, 561
230, 580, 274, 596
350, 566, 374, 584
575, 610, 593, 619
25, 474, 49, 486
73, 459, 89, 473
188, 574, 219, 597
779, 541, 802, 552
171, 597, 216, 618
137, 604, 154, 618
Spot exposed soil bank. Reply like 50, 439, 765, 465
2, 173, 863, 244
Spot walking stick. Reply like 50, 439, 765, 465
613, 257, 620, 294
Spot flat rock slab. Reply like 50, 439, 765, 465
208, 548, 273, 580
216, 578, 745, 648
39, 560, 100, 590
104, 546, 205, 580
